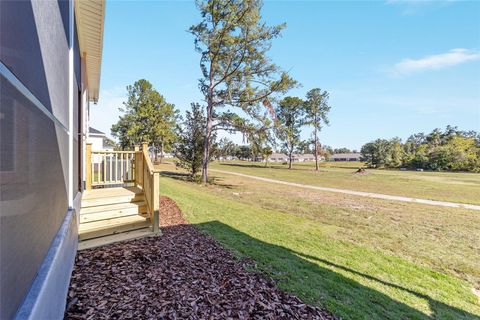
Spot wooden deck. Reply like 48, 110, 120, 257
79, 187, 154, 250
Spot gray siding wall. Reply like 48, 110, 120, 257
0, 0, 81, 318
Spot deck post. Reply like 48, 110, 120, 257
152, 171, 160, 233
142, 142, 148, 154
86, 143, 92, 190
134, 145, 142, 188
142, 143, 148, 190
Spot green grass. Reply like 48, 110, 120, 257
210, 160, 480, 205
158, 163, 480, 320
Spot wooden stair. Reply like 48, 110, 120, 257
79, 187, 152, 249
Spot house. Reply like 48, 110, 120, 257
298, 154, 325, 162
332, 153, 363, 161
269, 153, 289, 162
268, 153, 324, 163
87, 127, 114, 151
2, 3, 161, 318
0, 1, 107, 319
87, 127, 114, 165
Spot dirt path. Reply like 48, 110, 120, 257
65, 197, 335, 319
211, 169, 480, 211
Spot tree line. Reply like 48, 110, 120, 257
361, 126, 480, 172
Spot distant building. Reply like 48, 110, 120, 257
268, 153, 288, 162
332, 153, 363, 161
298, 154, 325, 162
87, 127, 114, 151
268, 153, 325, 162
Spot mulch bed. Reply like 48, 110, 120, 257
65, 196, 336, 319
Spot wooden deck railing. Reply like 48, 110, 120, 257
86, 143, 160, 233
86, 146, 136, 188
139, 143, 160, 233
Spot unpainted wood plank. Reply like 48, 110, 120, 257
83, 186, 143, 197
79, 214, 149, 233
79, 218, 150, 240
78, 228, 155, 250
81, 194, 145, 208
80, 208, 147, 224
80, 201, 146, 214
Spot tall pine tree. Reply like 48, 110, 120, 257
190, 0, 296, 183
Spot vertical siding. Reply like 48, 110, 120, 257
0, 0, 75, 318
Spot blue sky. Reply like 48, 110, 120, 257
91, 0, 480, 150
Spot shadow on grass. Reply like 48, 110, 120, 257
160, 171, 237, 189
193, 220, 478, 320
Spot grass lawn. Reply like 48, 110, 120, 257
157, 162, 480, 320
210, 160, 480, 205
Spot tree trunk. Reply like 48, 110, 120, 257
288, 148, 293, 169
159, 142, 164, 164
202, 63, 215, 185
201, 105, 213, 184
153, 144, 158, 162
314, 124, 319, 171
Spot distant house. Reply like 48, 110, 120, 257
268, 153, 324, 162
268, 153, 288, 162
332, 153, 363, 161
87, 127, 114, 151
298, 154, 325, 162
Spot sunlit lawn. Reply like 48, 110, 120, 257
209, 160, 480, 205
156, 162, 480, 320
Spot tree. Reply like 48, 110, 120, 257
360, 126, 480, 171
174, 103, 210, 177
111, 79, 178, 158
360, 139, 394, 168
295, 140, 313, 154
275, 96, 305, 169
103, 137, 118, 150
111, 113, 136, 150
235, 145, 253, 160
247, 126, 275, 163
261, 146, 273, 167
322, 145, 334, 158
151, 102, 179, 163
334, 147, 351, 154
389, 137, 404, 168
304, 88, 331, 170
216, 137, 236, 160
190, 0, 296, 184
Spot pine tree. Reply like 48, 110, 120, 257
111, 79, 178, 156
174, 103, 212, 177
304, 88, 331, 170
190, 0, 296, 183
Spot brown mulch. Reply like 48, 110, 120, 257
65, 196, 336, 320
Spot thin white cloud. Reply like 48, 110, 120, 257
386, 0, 458, 15
389, 49, 480, 77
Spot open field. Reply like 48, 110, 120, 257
156, 162, 480, 320
210, 160, 480, 205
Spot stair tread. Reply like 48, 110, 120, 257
81, 195, 145, 208
80, 208, 148, 224
79, 214, 149, 233
81, 201, 147, 214
83, 186, 143, 199
78, 228, 155, 250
